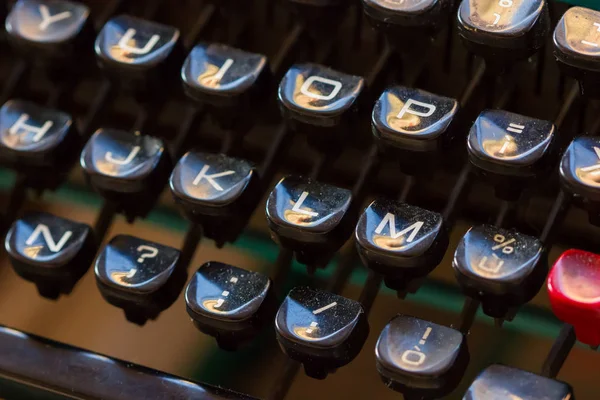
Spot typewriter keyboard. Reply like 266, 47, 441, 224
0, 0, 597, 399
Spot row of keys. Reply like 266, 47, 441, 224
4, 209, 588, 398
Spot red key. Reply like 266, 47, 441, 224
547, 249, 600, 347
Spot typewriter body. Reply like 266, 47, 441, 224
0, 0, 597, 399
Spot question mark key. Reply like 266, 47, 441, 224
95, 235, 184, 325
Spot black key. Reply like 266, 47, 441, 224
560, 136, 600, 223
0, 99, 80, 190
80, 128, 172, 221
275, 286, 368, 379
6, 0, 93, 66
95, 15, 181, 92
169, 151, 260, 245
362, 0, 454, 45
185, 262, 276, 350
266, 176, 354, 267
355, 199, 448, 295
372, 86, 458, 172
181, 43, 270, 128
467, 110, 555, 199
376, 315, 469, 399
278, 64, 364, 149
457, 0, 550, 63
452, 225, 546, 319
554, 7, 600, 97
464, 364, 574, 400
5, 212, 95, 299
560, 137, 600, 201
95, 235, 184, 325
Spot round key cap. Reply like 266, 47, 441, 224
547, 249, 600, 347
80, 128, 172, 221
355, 199, 448, 295
376, 315, 469, 399
452, 225, 546, 319
95, 15, 182, 94
464, 364, 574, 400
278, 63, 364, 150
266, 176, 354, 268
559, 137, 600, 224
6, 0, 93, 67
0, 100, 81, 191
181, 43, 270, 130
457, 0, 550, 64
95, 235, 185, 325
275, 286, 368, 379
554, 7, 600, 97
170, 151, 260, 245
5, 212, 95, 299
372, 86, 459, 173
185, 262, 276, 349
467, 109, 555, 199
362, 0, 455, 47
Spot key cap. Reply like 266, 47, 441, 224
376, 315, 469, 399
362, 0, 454, 47
559, 136, 600, 223
95, 235, 184, 325
5, 212, 95, 299
464, 364, 574, 400
275, 286, 368, 379
372, 86, 458, 173
185, 262, 276, 350
355, 199, 448, 295
80, 128, 172, 221
554, 7, 600, 97
169, 151, 260, 245
266, 176, 354, 268
6, 0, 93, 67
0, 99, 80, 190
278, 63, 364, 149
467, 110, 555, 199
452, 225, 546, 319
457, 0, 550, 64
95, 15, 181, 93
181, 43, 270, 129
547, 249, 600, 347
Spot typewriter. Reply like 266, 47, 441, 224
0, 0, 598, 398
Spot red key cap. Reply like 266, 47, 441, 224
547, 249, 600, 347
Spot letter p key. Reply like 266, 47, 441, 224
397, 99, 437, 119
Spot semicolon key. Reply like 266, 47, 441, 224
185, 262, 276, 350
94, 235, 184, 325
5, 212, 95, 299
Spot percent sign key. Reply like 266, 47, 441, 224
452, 225, 546, 319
